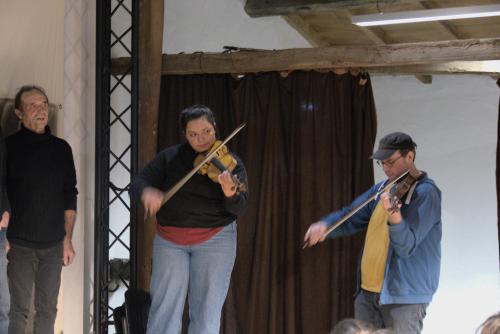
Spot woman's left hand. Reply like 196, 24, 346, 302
218, 171, 237, 197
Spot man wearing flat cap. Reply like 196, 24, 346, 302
304, 132, 442, 334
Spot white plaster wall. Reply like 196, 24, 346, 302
163, 0, 310, 54
0, 0, 65, 104
62, 1, 95, 333
0, 1, 95, 333
372, 75, 500, 334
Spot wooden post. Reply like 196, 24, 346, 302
137, 0, 164, 292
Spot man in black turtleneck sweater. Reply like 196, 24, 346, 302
5, 85, 78, 334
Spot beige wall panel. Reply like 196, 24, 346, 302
0, 0, 64, 105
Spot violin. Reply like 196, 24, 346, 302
303, 168, 422, 249
194, 140, 247, 194
154, 123, 245, 208
386, 167, 422, 213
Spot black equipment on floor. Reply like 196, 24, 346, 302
113, 288, 151, 334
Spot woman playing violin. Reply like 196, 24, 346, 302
130, 105, 248, 334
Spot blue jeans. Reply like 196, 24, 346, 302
147, 222, 237, 334
0, 230, 9, 334
355, 289, 428, 334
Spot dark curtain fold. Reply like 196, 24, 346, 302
157, 71, 377, 334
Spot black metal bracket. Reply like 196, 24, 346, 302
95, 0, 138, 332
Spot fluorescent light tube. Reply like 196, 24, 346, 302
352, 4, 500, 27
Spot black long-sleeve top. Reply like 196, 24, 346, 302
0, 126, 9, 214
130, 143, 248, 228
6, 125, 78, 248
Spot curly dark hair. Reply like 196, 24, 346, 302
179, 105, 216, 132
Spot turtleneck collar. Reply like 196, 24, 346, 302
19, 124, 52, 142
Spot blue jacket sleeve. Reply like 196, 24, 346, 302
322, 183, 382, 238
388, 181, 441, 257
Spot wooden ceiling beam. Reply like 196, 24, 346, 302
394, 5, 459, 85
343, 8, 431, 82
111, 38, 500, 75
340, 3, 465, 83
244, 0, 422, 17
368, 61, 500, 75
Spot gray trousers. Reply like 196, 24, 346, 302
355, 289, 428, 334
0, 231, 9, 334
7, 242, 63, 334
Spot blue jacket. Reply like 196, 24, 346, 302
322, 173, 441, 304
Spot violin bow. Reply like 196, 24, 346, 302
161, 122, 246, 206
303, 169, 410, 249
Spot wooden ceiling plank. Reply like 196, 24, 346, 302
112, 59, 500, 76
419, 2, 461, 40
415, 74, 433, 84
338, 8, 392, 45
282, 14, 331, 47
244, 0, 422, 17
161, 38, 500, 74
358, 27, 388, 44
369, 61, 500, 75
347, 9, 430, 81
342, 8, 431, 82
111, 38, 500, 75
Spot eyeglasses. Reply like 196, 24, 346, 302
376, 155, 403, 168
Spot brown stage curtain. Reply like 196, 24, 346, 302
157, 71, 377, 334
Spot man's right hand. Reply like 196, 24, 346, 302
0, 211, 9, 230
141, 187, 164, 217
303, 221, 328, 247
